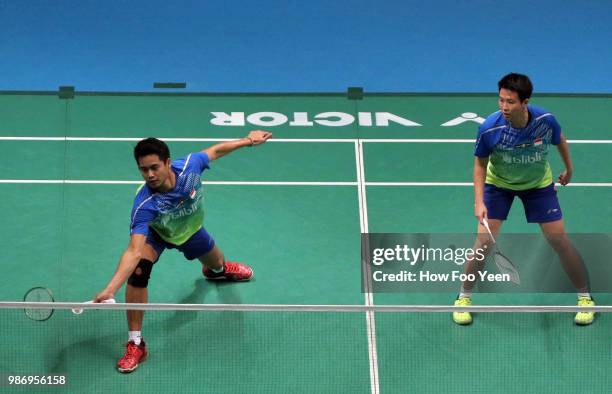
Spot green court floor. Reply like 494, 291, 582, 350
0, 93, 610, 393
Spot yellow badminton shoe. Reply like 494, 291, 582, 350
574, 297, 595, 325
453, 297, 473, 325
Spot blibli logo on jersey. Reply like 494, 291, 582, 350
502, 151, 544, 164
168, 204, 199, 220
157, 192, 203, 225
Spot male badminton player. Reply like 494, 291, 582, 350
94, 130, 272, 372
452, 73, 595, 325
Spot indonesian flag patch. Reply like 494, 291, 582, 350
534, 138, 543, 146
189, 188, 197, 199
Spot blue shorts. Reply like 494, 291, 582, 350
146, 226, 216, 262
484, 183, 563, 223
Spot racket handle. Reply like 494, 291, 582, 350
482, 218, 496, 243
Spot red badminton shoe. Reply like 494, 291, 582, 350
203, 262, 253, 281
117, 340, 148, 373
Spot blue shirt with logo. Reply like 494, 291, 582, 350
130, 152, 210, 245
474, 105, 561, 190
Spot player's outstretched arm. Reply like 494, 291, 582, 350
556, 133, 574, 186
94, 234, 146, 302
203, 130, 272, 161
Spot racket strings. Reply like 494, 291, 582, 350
23, 287, 55, 321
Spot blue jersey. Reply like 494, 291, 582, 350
130, 152, 210, 245
474, 105, 562, 190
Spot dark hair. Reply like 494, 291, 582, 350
134, 138, 170, 163
498, 73, 533, 102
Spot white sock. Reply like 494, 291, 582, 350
577, 292, 591, 300
128, 331, 142, 345
459, 286, 472, 299
211, 264, 225, 274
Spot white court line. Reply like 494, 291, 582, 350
362, 139, 612, 144
365, 182, 612, 187
355, 141, 380, 394
0, 180, 142, 184
565, 140, 612, 144
1, 180, 611, 187
0, 137, 67, 141
65, 137, 354, 143
367, 182, 473, 186
204, 181, 358, 186
0, 180, 64, 184
1, 136, 612, 143
0, 136, 353, 143
0, 180, 358, 186
364, 139, 473, 143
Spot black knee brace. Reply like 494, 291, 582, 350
128, 259, 154, 288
